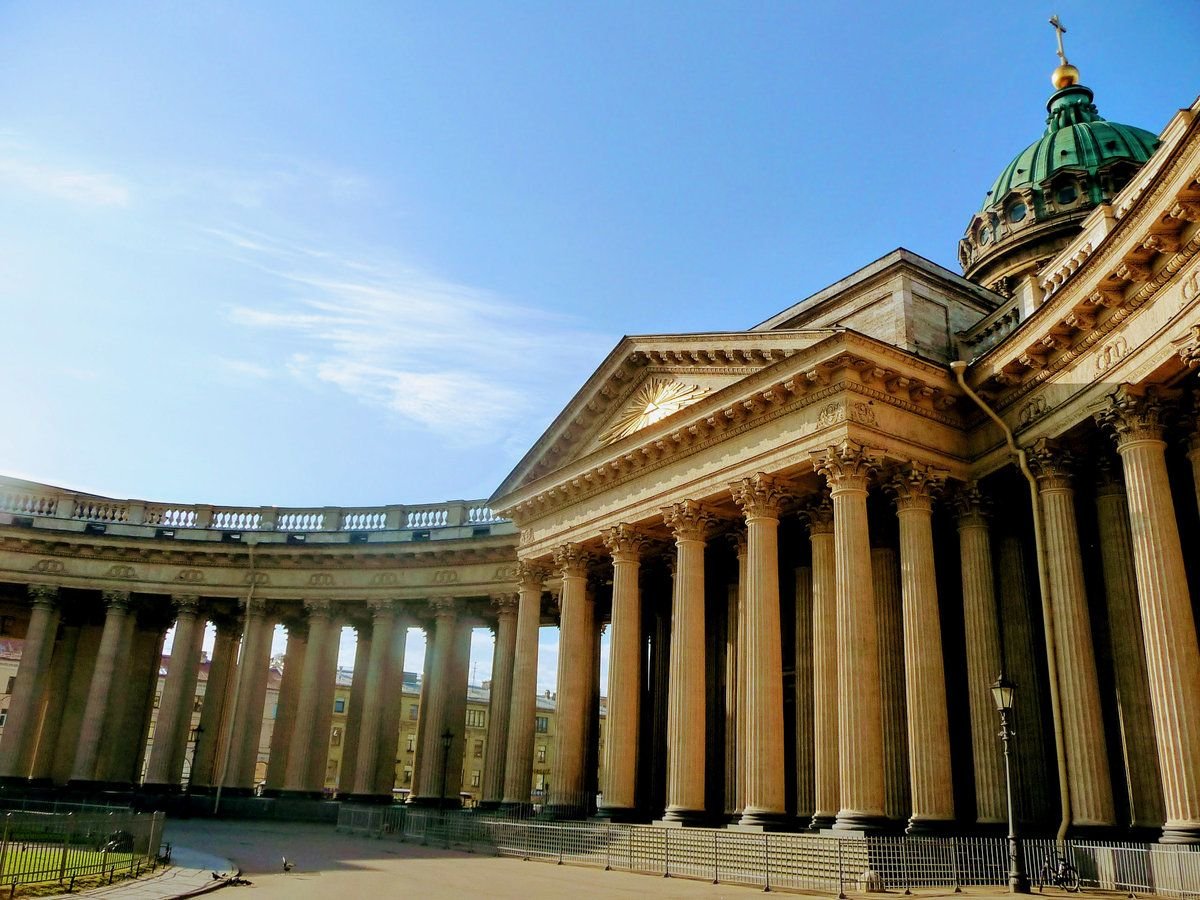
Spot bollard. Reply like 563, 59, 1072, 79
664, 827, 670, 878
837, 838, 847, 900
605, 823, 611, 871
713, 829, 719, 884
952, 835, 962, 893
763, 833, 771, 893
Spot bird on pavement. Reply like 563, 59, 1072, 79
282, 857, 295, 873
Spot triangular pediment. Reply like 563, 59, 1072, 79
492, 329, 836, 503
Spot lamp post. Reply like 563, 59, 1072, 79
991, 675, 1030, 894
439, 729, 453, 812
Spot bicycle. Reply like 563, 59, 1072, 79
1038, 851, 1080, 892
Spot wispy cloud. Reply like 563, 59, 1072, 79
0, 155, 129, 207
217, 228, 606, 445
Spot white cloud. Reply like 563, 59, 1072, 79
0, 156, 129, 207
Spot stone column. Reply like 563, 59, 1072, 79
725, 530, 747, 819
1099, 389, 1200, 842
890, 465, 955, 833
144, 595, 205, 788
1029, 439, 1115, 827
661, 500, 711, 824
794, 564, 815, 824
70, 590, 133, 784
1093, 460, 1165, 828
481, 593, 519, 807
813, 441, 886, 831
597, 525, 645, 819
731, 475, 788, 827
954, 483, 1007, 824
265, 621, 307, 792
373, 607, 410, 795
872, 546, 909, 824
410, 624, 436, 797
222, 598, 274, 791
339, 622, 372, 793
804, 496, 837, 830
549, 544, 592, 816
284, 600, 335, 793
0, 585, 61, 780
190, 618, 240, 790
441, 613, 473, 807
353, 601, 397, 797
503, 562, 546, 809
413, 598, 460, 805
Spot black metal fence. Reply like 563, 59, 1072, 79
338, 805, 1200, 898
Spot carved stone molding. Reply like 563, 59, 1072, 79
1174, 324, 1200, 368
887, 463, 947, 512
101, 590, 131, 611
552, 543, 591, 578
301, 597, 333, 618
811, 440, 882, 493
490, 592, 520, 616
729, 473, 788, 520
1095, 384, 1180, 448
428, 596, 458, 620
27, 584, 59, 608
662, 500, 713, 543
951, 480, 991, 527
172, 594, 202, 616
600, 524, 647, 560
516, 559, 549, 589
1027, 439, 1076, 491
800, 492, 834, 536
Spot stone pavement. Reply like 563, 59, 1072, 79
40, 846, 235, 900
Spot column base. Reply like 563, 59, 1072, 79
542, 803, 586, 820
407, 795, 461, 810
340, 793, 397, 805
905, 816, 956, 836
737, 809, 790, 830
833, 810, 889, 833
595, 805, 641, 823
809, 813, 837, 831
658, 807, 705, 827
498, 801, 535, 817
140, 782, 182, 794
1159, 821, 1200, 845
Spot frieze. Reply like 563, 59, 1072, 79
432, 569, 459, 584
242, 572, 269, 586
33, 558, 65, 575
492, 564, 518, 580
104, 564, 136, 579
176, 568, 204, 583
307, 572, 334, 587
1095, 336, 1130, 374
1019, 397, 1048, 426
369, 571, 399, 586
1182, 260, 1200, 309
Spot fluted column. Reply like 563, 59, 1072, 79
872, 546, 909, 824
265, 621, 308, 792
0, 586, 61, 780
954, 483, 1007, 824
1093, 460, 1165, 828
481, 593, 519, 807
599, 525, 646, 818
1029, 440, 1115, 826
890, 464, 954, 832
731, 475, 787, 827
1099, 388, 1200, 842
144, 595, 205, 788
339, 623, 372, 793
549, 545, 592, 816
805, 496, 838, 830
190, 618, 240, 789
661, 500, 711, 824
284, 600, 335, 793
413, 598, 460, 805
353, 601, 397, 797
373, 607, 410, 795
224, 598, 274, 791
70, 591, 133, 783
813, 441, 886, 831
726, 530, 748, 819
794, 564, 815, 823
503, 562, 546, 808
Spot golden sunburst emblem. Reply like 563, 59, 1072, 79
599, 378, 711, 445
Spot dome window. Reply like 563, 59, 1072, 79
1008, 202, 1027, 223
1056, 185, 1077, 204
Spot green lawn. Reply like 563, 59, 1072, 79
0, 844, 139, 884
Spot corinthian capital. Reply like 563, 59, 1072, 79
730, 473, 788, 519
1174, 324, 1200, 369
302, 598, 333, 619
516, 559, 549, 589
601, 524, 647, 560
951, 481, 992, 527
1027, 438, 1075, 490
428, 596, 458, 620
1095, 384, 1179, 448
552, 543, 591, 578
887, 462, 947, 513
811, 440, 882, 493
27, 584, 60, 609
491, 592, 520, 617
662, 499, 713, 542
799, 492, 834, 536
172, 594, 202, 617
101, 590, 132, 611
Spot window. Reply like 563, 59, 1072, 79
409, 704, 419, 720
534, 773, 546, 791
536, 745, 546, 763
406, 735, 415, 753
330, 726, 342, 747
0, 709, 7, 728
474, 739, 484, 758
1007, 202, 1027, 223
1056, 184, 1077, 205
471, 770, 481, 787
466, 708, 485, 728
403, 767, 412, 784
5, 677, 16, 694
535, 716, 549, 734
334, 698, 346, 713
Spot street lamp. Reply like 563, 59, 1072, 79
991, 675, 1030, 894
439, 729, 453, 812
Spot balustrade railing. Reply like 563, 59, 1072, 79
0, 476, 509, 534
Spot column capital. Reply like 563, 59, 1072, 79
887, 462, 947, 512
724, 527, 748, 557
1096, 384, 1180, 449
27, 584, 59, 609
428, 596, 458, 621
516, 559, 549, 589
730, 473, 788, 519
491, 593, 520, 617
552, 543, 591, 577
951, 480, 992, 526
1028, 438, 1076, 490
1094, 454, 1126, 498
811, 440, 882, 493
171, 594, 202, 616
800, 493, 834, 536
302, 597, 333, 619
1175, 323, 1200, 369
101, 590, 132, 611
662, 499, 713, 542
601, 524, 647, 560
367, 598, 398, 618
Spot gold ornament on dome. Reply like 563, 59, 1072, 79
599, 378, 711, 445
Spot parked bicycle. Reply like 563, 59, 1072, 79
1038, 851, 1080, 892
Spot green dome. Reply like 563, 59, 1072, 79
980, 84, 1158, 211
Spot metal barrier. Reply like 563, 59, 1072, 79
338, 805, 1200, 897
0, 809, 165, 890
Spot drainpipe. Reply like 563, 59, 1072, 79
214, 538, 258, 815
950, 360, 1071, 843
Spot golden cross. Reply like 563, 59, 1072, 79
1049, 14, 1069, 65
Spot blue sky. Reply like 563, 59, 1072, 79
3, 2, 1197, 684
